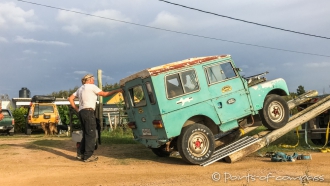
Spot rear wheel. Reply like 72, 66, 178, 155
177, 124, 214, 165
260, 94, 289, 130
311, 139, 323, 145
311, 134, 330, 146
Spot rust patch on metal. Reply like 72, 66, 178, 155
149, 55, 228, 76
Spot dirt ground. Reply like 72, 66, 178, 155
0, 134, 329, 186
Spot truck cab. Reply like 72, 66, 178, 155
120, 55, 290, 164
0, 109, 15, 136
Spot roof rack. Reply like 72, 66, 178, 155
31, 95, 56, 103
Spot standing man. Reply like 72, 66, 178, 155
68, 74, 122, 162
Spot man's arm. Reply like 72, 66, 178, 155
97, 89, 123, 97
0, 107, 3, 121
68, 94, 78, 112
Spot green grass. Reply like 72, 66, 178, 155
0, 144, 10, 149
101, 127, 138, 144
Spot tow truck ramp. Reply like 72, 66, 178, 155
200, 136, 261, 166
201, 94, 330, 166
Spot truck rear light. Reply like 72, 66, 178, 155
28, 115, 31, 121
152, 120, 163, 128
127, 122, 136, 129
12, 119, 15, 125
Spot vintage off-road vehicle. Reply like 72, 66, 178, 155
0, 109, 15, 136
119, 55, 290, 164
25, 95, 60, 135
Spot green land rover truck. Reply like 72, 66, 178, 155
0, 109, 15, 136
119, 55, 290, 164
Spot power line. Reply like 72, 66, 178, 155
17, 0, 330, 58
159, 0, 330, 40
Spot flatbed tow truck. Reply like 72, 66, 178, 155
201, 91, 330, 166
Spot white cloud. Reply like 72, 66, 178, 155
149, 11, 184, 30
56, 9, 131, 34
304, 62, 330, 68
23, 50, 37, 55
283, 62, 293, 66
14, 36, 70, 46
0, 37, 8, 43
102, 75, 114, 81
74, 71, 90, 75
0, 2, 44, 31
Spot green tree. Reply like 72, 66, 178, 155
49, 86, 79, 98
296, 85, 306, 96
103, 83, 120, 91
12, 107, 28, 133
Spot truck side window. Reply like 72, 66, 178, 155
146, 82, 156, 104
166, 70, 199, 99
129, 85, 147, 107
166, 74, 184, 98
181, 70, 199, 93
206, 62, 237, 84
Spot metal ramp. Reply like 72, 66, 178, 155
200, 92, 330, 166
200, 136, 261, 166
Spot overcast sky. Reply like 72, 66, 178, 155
1, 0, 330, 99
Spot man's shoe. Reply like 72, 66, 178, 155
76, 155, 84, 161
84, 155, 98, 162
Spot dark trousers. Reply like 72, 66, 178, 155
78, 109, 96, 159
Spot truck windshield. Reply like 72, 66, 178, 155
205, 62, 237, 84
34, 105, 54, 115
1, 110, 9, 116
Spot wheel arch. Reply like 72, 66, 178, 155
181, 115, 220, 135
267, 88, 288, 97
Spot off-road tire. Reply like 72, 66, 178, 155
260, 94, 289, 130
177, 124, 214, 165
311, 134, 330, 146
311, 139, 323, 145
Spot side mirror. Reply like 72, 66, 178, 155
235, 68, 242, 72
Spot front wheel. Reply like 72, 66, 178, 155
177, 124, 214, 165
260, 94, 289, 130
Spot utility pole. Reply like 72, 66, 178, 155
97, 69, 103, 131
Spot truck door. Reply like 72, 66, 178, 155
126, 78, 159, 137
204, 61, 252, 124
